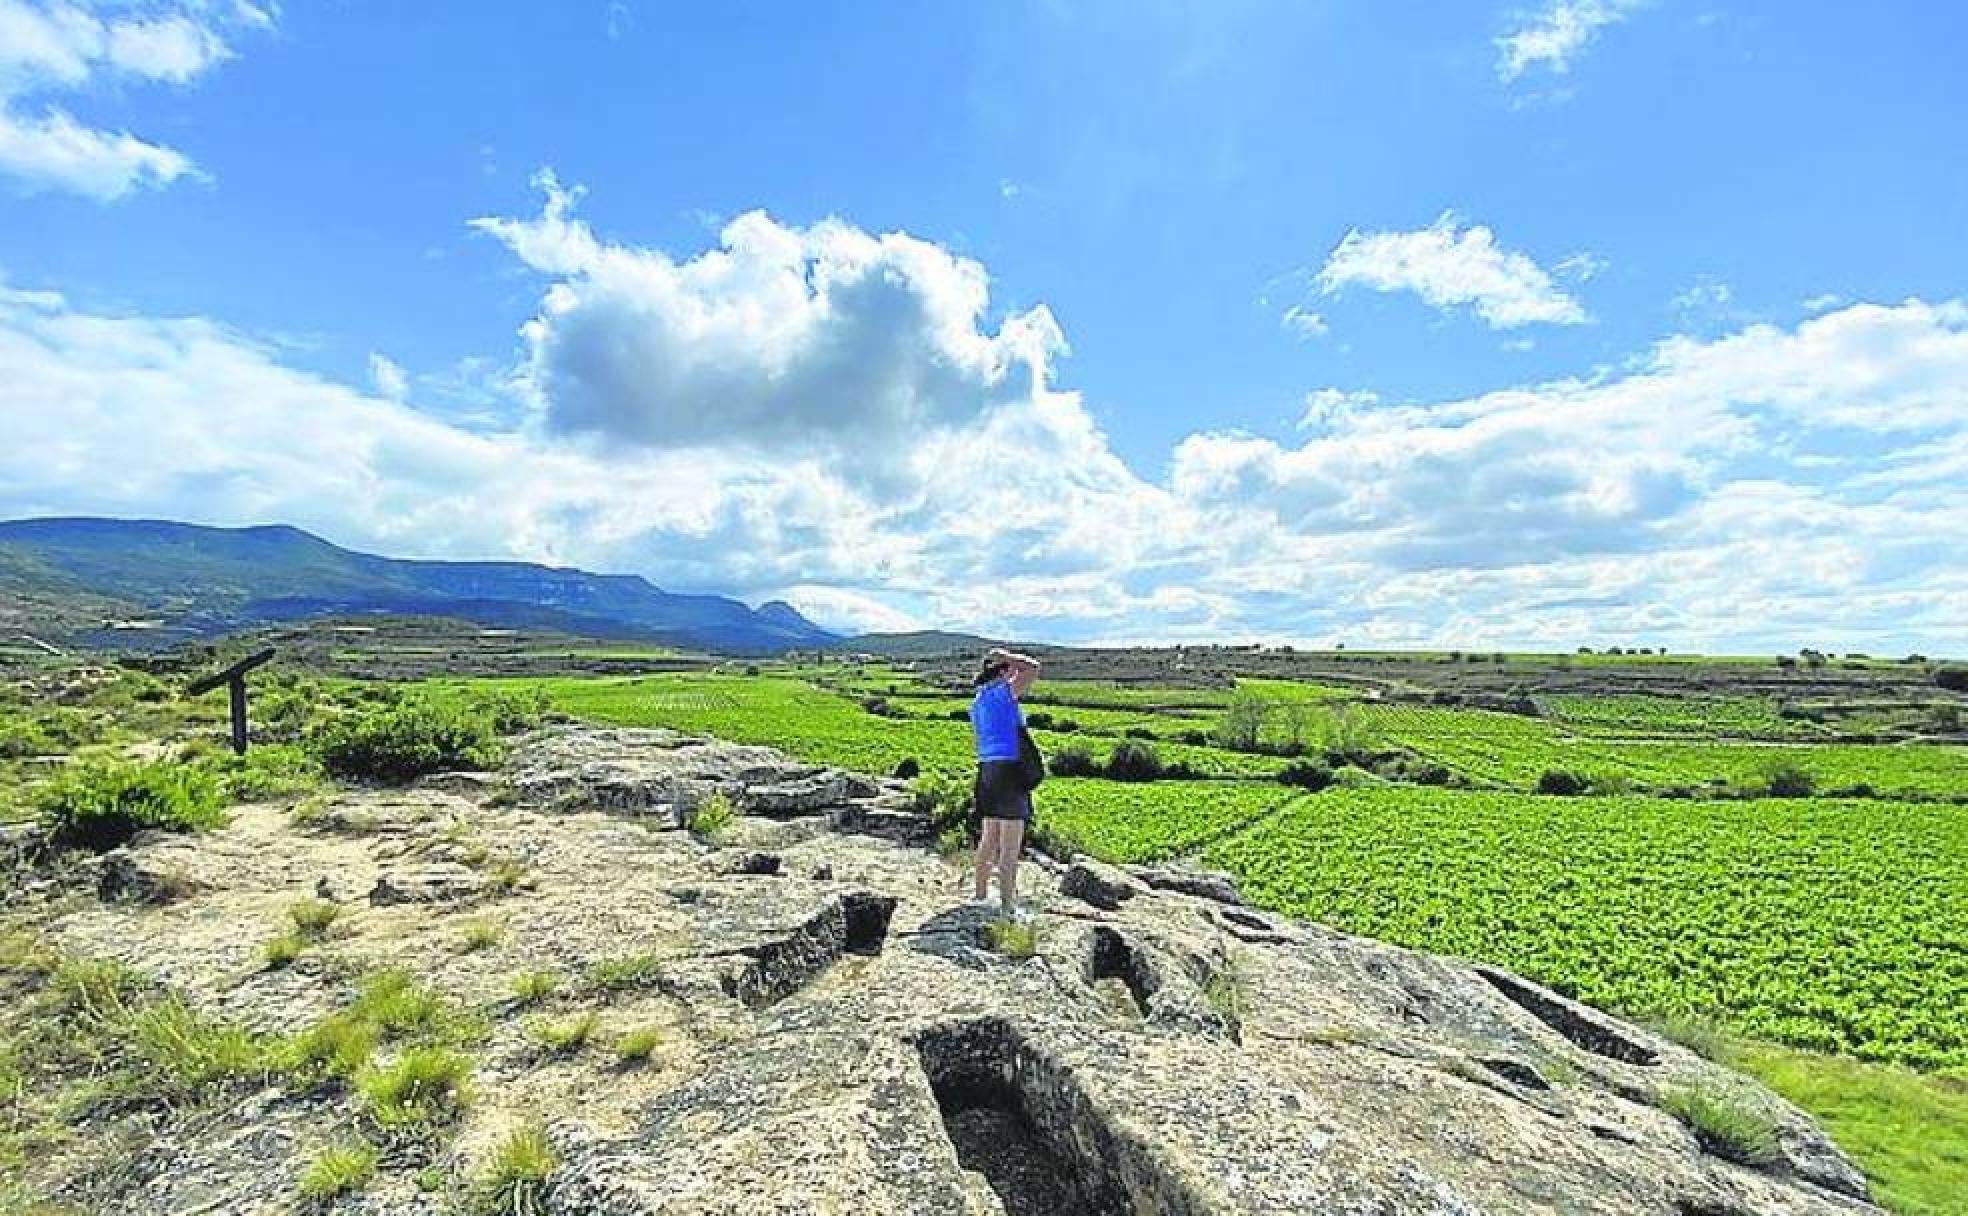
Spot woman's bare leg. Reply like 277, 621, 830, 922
973, 817, 1002, 901
997, 818, 1026, 916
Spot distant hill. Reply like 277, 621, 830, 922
0, 517, 838, 655
828, 629, 1002, 658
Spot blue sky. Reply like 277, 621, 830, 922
2, 1, 1965, 653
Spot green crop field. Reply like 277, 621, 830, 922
455, 673, 1288, 779
1037, 779, 1295, 862
1541, 693, 1825, 739
1352, 702, 1968, 796
1199, 787, 1966, 1070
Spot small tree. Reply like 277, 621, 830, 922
1933, 667, 1968, 693
1215, 691, 1269, 753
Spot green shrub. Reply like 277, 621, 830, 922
459, 686, 552, 734
357, 1047, 473, 1129
686, 791, 734, 841
1657, 1084, 1781, 1166
297, 1139, 379, 1201
1104, 741, 1163, 782
1048, 746, 1098, 777
309, 698, 503, 782
1277, 760, 1332, 791
34, 759, 227, 850
1537, 769, 1589, 796
204, 743, 325, 802
1933, 666, 1968, 693
473, 1122, 556, 1215
1761, 761, 1815, 798
0, 720, 55, 760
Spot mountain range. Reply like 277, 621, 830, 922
0, 518, 841, 654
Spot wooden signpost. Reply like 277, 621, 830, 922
187, 649, 277, 755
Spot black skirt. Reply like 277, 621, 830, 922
974, 759, 1034, 821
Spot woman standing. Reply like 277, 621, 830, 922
969, 647, 1041, 919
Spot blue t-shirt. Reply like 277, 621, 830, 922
970, 678, 1022, 762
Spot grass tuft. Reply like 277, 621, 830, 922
263, 930, 307, 969
357, 1046, 473, 1129
1201, 950, 1251, 1025
472, 1121, 556, 1215
509, 969, 561, 1006
982, 919, 1040, 959
457, 916, 505, 953
288, 897, 342, 939
613, 1025, 662, 1064
583, 952, 663, 995
526, 1012, 598, 1055
1657, 1083, 1782, 1166
297, 1138, 379, 1202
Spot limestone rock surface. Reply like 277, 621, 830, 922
10, 724, 1879, 1216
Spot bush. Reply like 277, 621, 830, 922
1934, 667, 1968, 693
1177, 729, 1210, 746
204, 743, 325, 802
1122, 727, 1155, 740
687, 791, 735, 841
460, 686, 551, 734
1048, 746, 1098, 778
35, 759, 227, 850
1023, 711, 1055, 730
0, 719, 55, 760
1761, 761, 1815, 798
1537, 770, 1590, 796
891, 757, 920, 779
309, 698, 502, 782
1104, 741, 1163, 782
1277, 761, 1332, 791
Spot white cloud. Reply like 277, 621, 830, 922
0, 106, 194, 197
0, 0, 265, 199
1280, 305, 1327, 339
1315, 213, 1588, 329
1497, 0, 1639, 82
3, 202, 1965, 654
368, 353, 408, 402
471, 171, 1066, 482
1297, 388, 1377, 431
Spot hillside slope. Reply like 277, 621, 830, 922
0, 517, 837, 654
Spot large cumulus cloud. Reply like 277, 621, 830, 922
3, 179, 1966, 651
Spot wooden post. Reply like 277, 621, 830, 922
188, 648, 277, 756
228, 677, 248, 754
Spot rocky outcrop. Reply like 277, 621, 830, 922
15, 724, 1879, 1216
